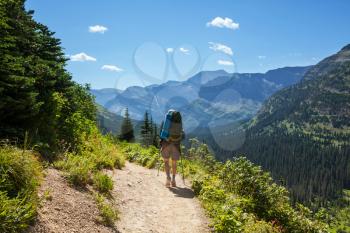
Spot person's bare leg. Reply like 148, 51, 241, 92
171, 159, 177, 187
164, 158, 171, 187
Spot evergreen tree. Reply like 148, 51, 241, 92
0, 0, 42, 138
152, 124, 159, 147
119, 108, 134, 142
141, 111, 152, 146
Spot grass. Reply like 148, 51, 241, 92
55, 133, 125, 188
93, 172, 114, 193
43, 189, 53, 201
0, 145, 42, 233
121, 142, 161, 169
94, 193, 119, 226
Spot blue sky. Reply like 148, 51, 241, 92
26, 0, 350, 90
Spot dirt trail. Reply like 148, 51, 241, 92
112, 162, 210, 233
30, 163, 210, 233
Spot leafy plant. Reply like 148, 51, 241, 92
0, 146, 42, 232
94, 193, 118, 226
93, 172, 114, 193
55, 131, 125, 188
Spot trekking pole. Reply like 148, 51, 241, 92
157, 151, 161, 176
180, 154, 185, 185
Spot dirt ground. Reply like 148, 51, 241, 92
28, 168, 119, 233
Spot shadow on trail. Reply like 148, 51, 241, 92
168, 186, 195, 198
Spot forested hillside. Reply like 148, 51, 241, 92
0, 0, 96, 158
234, 45, 350, 205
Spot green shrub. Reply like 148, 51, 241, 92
242, 218, 280, 233
192, 178, 204, 195
0, 146, 42, 197
93, 172, 114, 193
67, 164, 91, 186
55, 153, 93, 186
55, 132, 124, 190
0, 192, 37, 233
0, 146, 42, 232
121, 143, 161, 169
94, 193, 118, 226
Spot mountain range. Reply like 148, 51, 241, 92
92, 66, 311, 134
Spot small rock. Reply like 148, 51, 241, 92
127, 183, 132, 187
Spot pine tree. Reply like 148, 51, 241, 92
152, 124, 159, 147
119, 108, 134, 142
0, 0, 41, 138
141, 111, 152, 146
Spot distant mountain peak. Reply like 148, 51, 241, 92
340, 43, 350, 51
302, 44, 350, 81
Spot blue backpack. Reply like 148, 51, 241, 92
160, 110, 183, 142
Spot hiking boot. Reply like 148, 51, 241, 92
171, 179, 176, 187
165, 178, 171, 187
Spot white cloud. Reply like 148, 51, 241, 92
89, 25, 108, 33
101, 65, 123, 72
208, 42, 233, 56
206, 17, 239, 30
218, 59, 234, 66
166, 48, 174, 53
179, 47, 189, 54
258, 55, 266, 59
70, 52, 96, 62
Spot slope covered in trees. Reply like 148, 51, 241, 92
234, 45, 350, 205
0, 0, 96, 158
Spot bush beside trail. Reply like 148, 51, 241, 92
55, 129, 125, 189
0, 146, 42, 233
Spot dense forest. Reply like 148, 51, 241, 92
237, 132, 350, 205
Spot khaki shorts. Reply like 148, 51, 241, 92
161, 141, 181, 161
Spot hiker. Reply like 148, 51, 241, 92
159, 109, 185, 187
